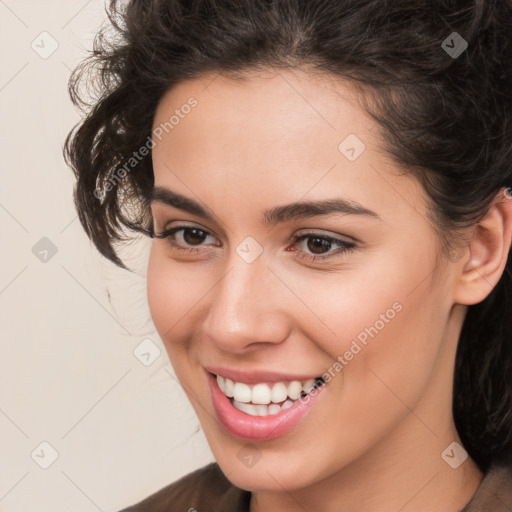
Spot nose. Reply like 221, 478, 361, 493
202, 250, 291, 354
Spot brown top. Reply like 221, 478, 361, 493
118, 461, 512, 512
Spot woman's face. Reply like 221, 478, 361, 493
147, 69, 463, 492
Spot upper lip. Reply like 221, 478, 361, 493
204, 365, 322, 384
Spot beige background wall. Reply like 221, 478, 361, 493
0, 2, 213, 510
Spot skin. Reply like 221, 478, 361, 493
146, 68, 512, 512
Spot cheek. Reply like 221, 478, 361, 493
146, 247, 195, 353
279, 256, 446, 470
147, 246, 200, 330
293, 251, 444, 406
147, 248, 173, 333
146, 245, 220, 368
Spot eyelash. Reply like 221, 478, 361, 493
153, 225, 356, 263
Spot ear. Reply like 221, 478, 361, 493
453, 188, 512, 306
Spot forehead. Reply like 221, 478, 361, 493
150, 69, 427, 226
152, 68, 369, 154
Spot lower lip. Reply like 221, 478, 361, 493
206, 371, 327, 441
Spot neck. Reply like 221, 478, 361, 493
250, 426, 482, 512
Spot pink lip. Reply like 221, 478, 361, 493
205, 370, 327, 441
204, 365, 321, 385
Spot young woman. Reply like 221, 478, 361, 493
64, 1, 512, 510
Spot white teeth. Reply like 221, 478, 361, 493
302, 378, 316, 394
288, 381, 303, 400
233, 382, 251, 403
217, 375, 235, 397
270, 382, 288, 403
281, 399, 294, 410
215, 374, 324, 407
256, 404, 268, 416
224, 377, 235, 397
251, 383, 271, 405
232, 401, 256, 415
268, 403, 281, 415
232, 399, 290, 416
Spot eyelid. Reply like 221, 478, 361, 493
155, 220, 221, 239
156, 220, 357, 243
293, 227, 357, 243
154, 223, 358, 263
154, 223, 354, 245
289, 232, 356, 262
154, 224, 220, 246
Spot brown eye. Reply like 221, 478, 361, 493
291, 233, 356, 262
153, 226, 219, 253
182, 228, 208, 245
306, 236, 333, 254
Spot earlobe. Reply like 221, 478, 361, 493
453, 188, 512, 306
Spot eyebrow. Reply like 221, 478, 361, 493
148, 186, 381, 225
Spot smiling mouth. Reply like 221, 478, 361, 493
212, 372, 326, 417
206, 369, 328, 441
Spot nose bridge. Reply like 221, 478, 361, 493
204, 249, 288, 350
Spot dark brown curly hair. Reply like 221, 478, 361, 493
63, 0, 512, 474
